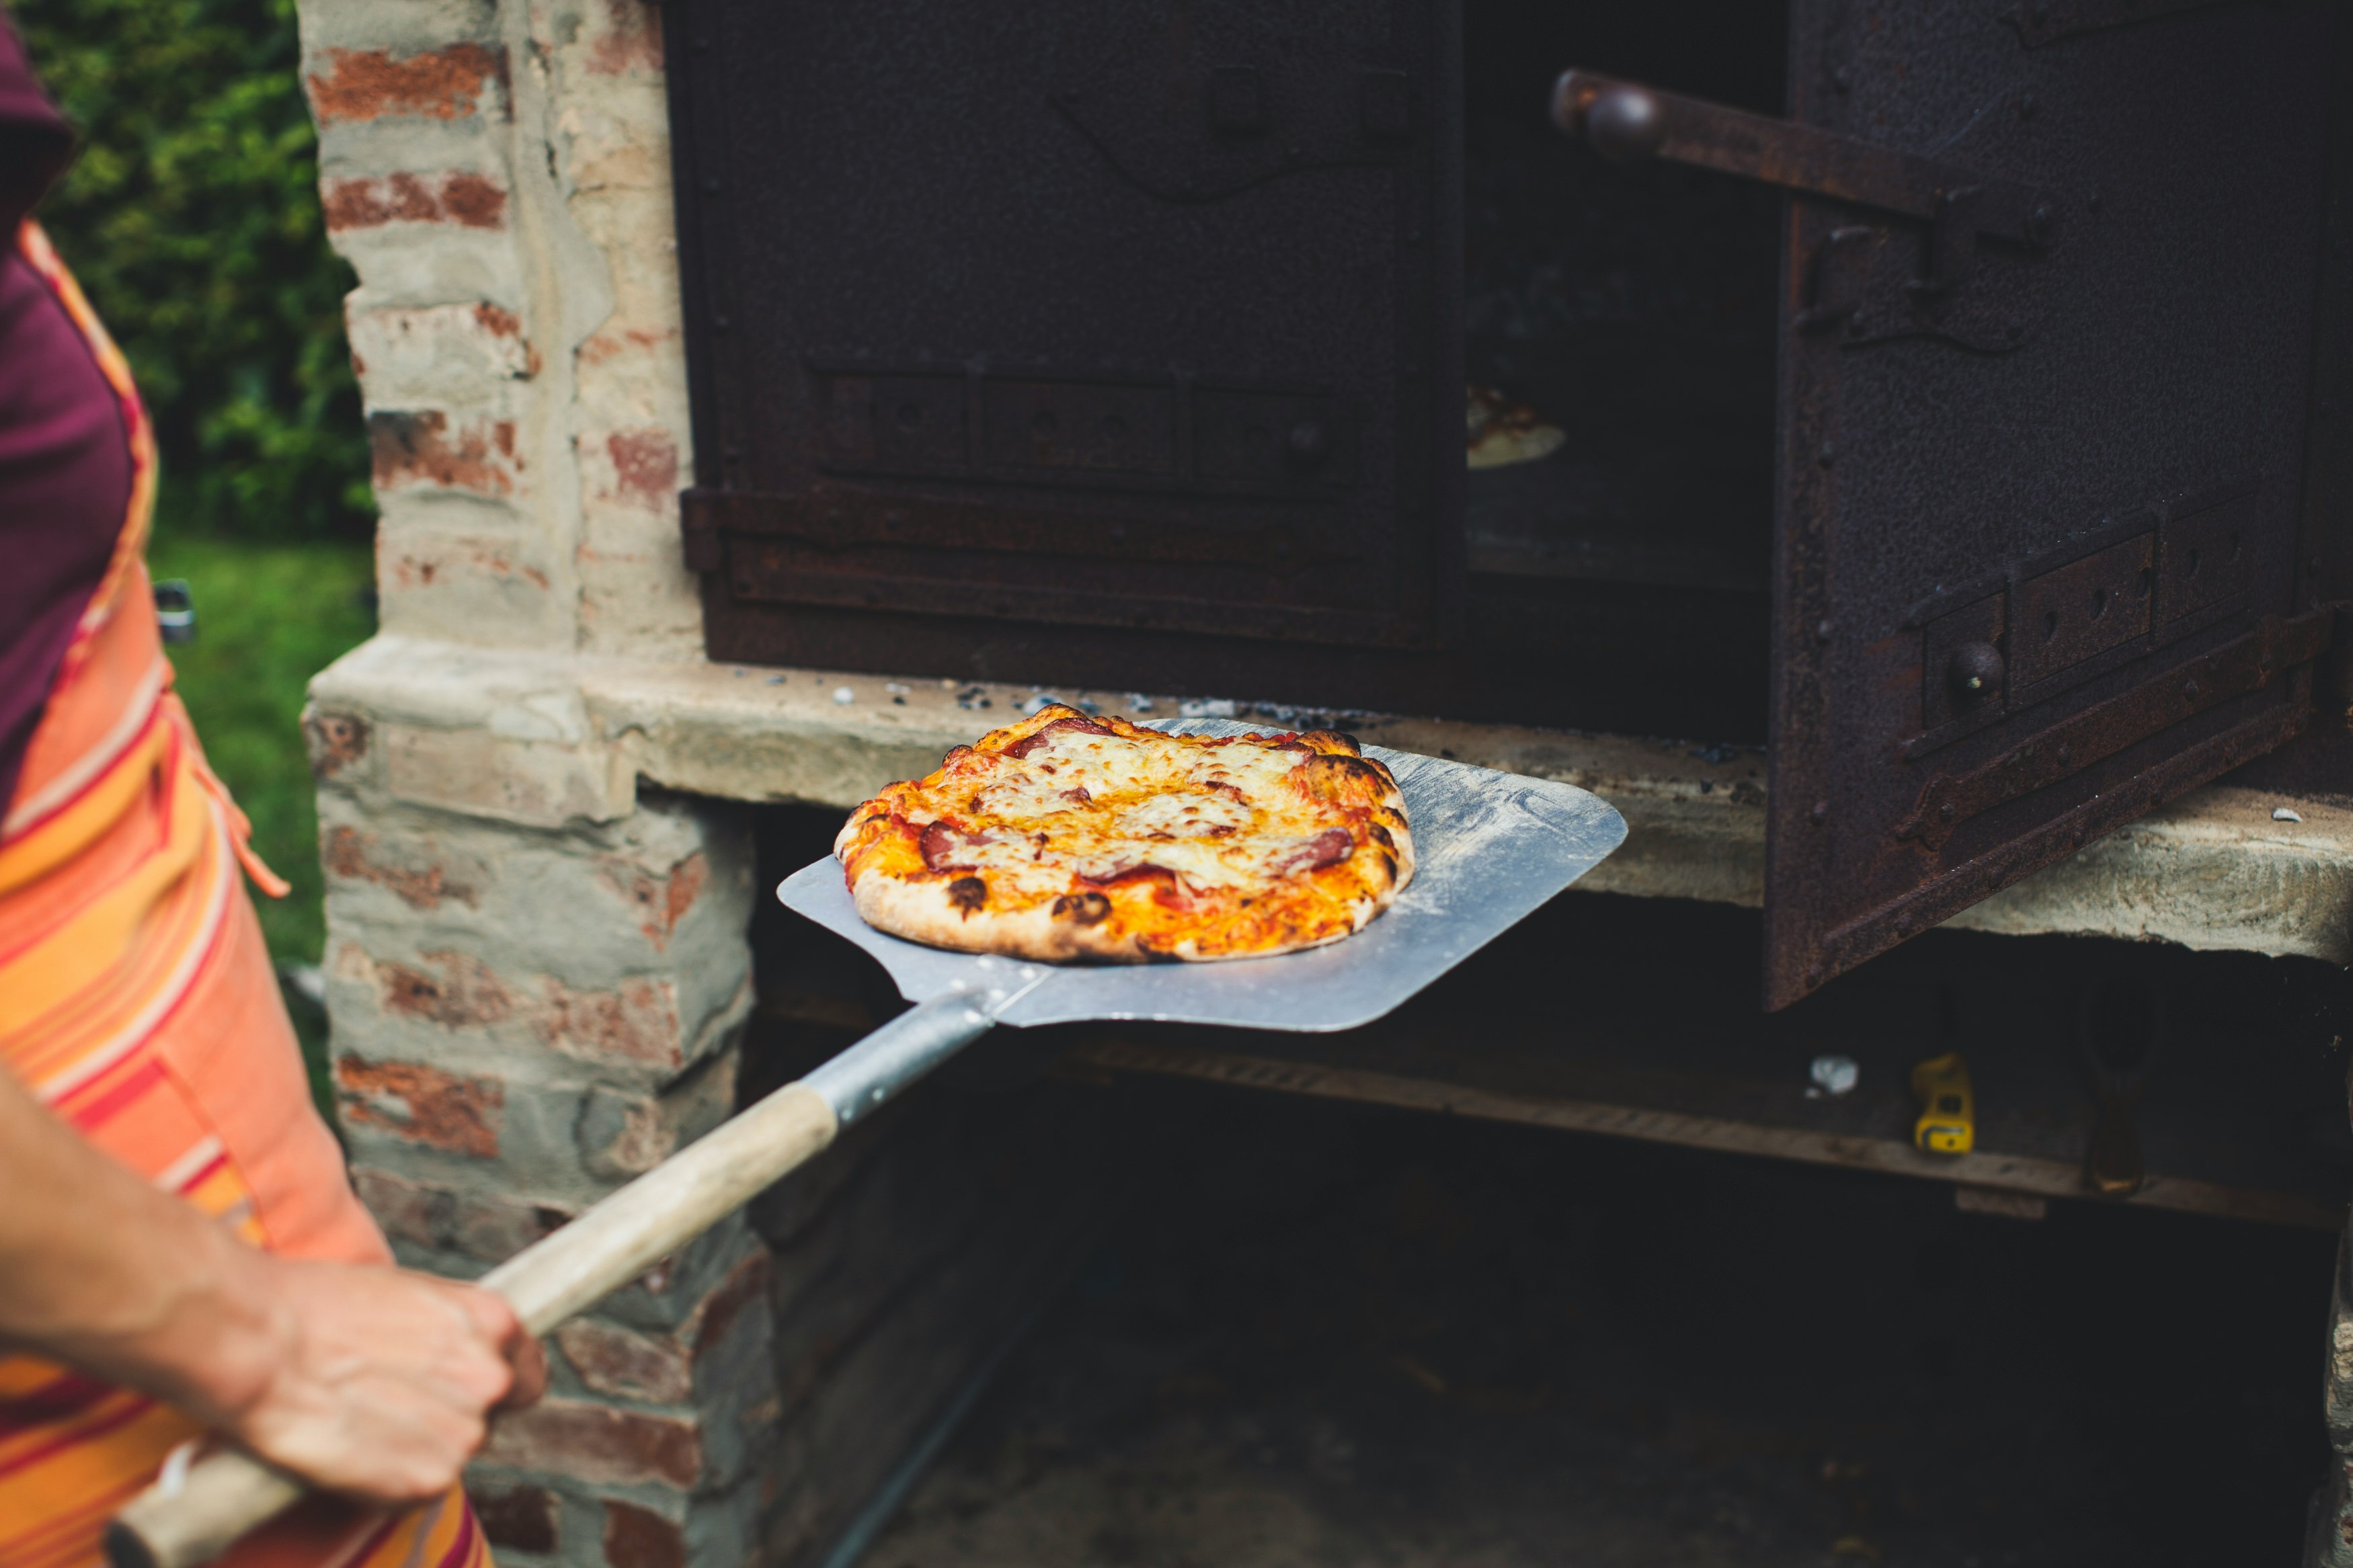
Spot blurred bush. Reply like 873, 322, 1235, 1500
13, 0, 371, 540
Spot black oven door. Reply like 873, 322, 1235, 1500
1745, 0, 2343, 1005
664, 0, 1462, 679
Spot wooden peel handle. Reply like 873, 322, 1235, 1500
104, 1081, 842, 1568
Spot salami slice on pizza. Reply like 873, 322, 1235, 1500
834, 704, 1415, 962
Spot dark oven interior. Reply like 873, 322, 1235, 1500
669, 0, 1794, 743
1463, 0, 1785, 743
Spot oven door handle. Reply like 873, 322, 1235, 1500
1550, 69, 2060, 294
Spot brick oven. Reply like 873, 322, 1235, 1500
292, 1, 2353, 1563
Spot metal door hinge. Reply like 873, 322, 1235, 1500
1552, 71, 2061, 350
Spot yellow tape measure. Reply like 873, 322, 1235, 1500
1911, 1050, 1975, 1155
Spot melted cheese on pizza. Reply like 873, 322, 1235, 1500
939, 725, 1341, 899
835, 706, 1412, 962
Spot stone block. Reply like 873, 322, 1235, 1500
348, 302, 536, 405
314, 792, 750, 985
294, 0, 498, 54
305, 710, 372, 781
557, 1320, 693, 1406
371, 712, 629, 827
353, 1166, 571, 1266
479, 1398, 702, 1491
575, 1054, 733, 1179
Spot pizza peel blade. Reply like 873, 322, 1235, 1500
106, 726, 1625, 1568
776, 722, 1627, 1034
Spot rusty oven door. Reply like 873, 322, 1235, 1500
1739, 1, 2344, 1005
664, 0, 1461, 677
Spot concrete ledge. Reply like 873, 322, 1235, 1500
311, 636, 2353, 964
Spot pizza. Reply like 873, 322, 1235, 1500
1466, 383, 1565, 470
833, 704, 1415, 962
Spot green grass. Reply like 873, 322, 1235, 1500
146, 534, 376, 1112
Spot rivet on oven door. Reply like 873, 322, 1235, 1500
1817, 443, 1835, 466
1810, 800, 1829, 826
1815, 618, 1834, 643
1949, 641, 2005, 698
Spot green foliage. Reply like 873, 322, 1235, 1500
13, 0, 371, 540
149, 536, 378, 1112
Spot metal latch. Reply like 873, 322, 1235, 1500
1551, 71, 2061, 347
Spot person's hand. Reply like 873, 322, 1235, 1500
0, 1065, 544, 1504
191, 1253, 548, 1505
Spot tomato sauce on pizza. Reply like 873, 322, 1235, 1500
834, 704, 1415, 962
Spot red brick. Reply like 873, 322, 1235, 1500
479, 1397, 702, 1489
605, 429, 679, 509
468, 1482, 558, 1555
308, 44, 507, 124
323, 825, 479, 910
587, 0, 664, 78
536, 976, 684, 1068
370, 410, 521, 495
602, 1501, 684, 1568
336, 1055, 502, 1157
556, 1319, 693, 1405
440, 173, 508, 228
316, 169, 508, 231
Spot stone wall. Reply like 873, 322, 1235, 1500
293, 3, 770, 1560
302, 0, 703, 661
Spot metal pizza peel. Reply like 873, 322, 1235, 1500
109, 723, 1624, 1568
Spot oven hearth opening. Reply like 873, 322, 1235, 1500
1464, 0, 1784, 608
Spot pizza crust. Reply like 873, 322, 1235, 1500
834, 706, 1414, 964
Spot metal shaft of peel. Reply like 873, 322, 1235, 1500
104, 990, 1008, 1568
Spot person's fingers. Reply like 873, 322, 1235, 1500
443, 1276, 522, 1348
501, 1327, 549, 1410
223, 1260, 539, 1502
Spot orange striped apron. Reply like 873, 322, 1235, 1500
0, 222, 491, 1568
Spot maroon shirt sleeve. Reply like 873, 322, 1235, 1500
0, 8, 131, 824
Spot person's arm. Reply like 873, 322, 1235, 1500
0, 1065, 545, 1505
